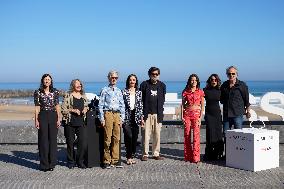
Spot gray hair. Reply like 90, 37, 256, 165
226, 66, 238, 74
107, 70, 119, 78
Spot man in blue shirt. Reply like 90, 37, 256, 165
99, 71, 125, 169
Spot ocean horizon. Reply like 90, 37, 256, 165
0, 81, 283, 98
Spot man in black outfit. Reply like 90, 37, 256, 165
140, 67, 166, 161
220, 66, 251, 159
220, 65, 251, 132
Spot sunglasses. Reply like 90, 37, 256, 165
151, 73, 159, 76
227, 73, 236, 76
211, 78, 217, 82
111, 77, 118, 80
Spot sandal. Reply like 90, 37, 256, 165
126, 159, 132, 165
131, 159, 136, 164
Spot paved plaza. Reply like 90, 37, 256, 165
0, 144, 283, 189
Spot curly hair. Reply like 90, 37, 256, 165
184, 73, 200, 91
205, 74, 221, 89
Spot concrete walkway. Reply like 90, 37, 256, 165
0, 144, 283, 189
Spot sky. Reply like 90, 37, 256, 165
0, 0, 283, 82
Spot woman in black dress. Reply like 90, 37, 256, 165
203, 74, 224, 160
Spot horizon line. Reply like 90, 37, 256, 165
1, 79, 284, 84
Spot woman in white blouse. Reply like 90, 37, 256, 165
122, 74, 144, 165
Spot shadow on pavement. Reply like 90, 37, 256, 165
0, 146, 67, 170
160, 146, 184, 161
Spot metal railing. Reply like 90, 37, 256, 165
162, 120, 284, 129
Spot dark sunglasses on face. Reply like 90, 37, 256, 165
211, 78, 217, 82
151, 73, 159, 76
111, 77, 118, 80
227, 72, 236, 76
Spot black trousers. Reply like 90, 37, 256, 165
38, 110, 58, 170
64, 125, 87, 166
123, 111, 139, 159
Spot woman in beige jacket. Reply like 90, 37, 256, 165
61, 79, 89, 169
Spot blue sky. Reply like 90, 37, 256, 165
0, 0, 283, 82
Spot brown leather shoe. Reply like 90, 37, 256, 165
153, 156, 164, 160
141, 156, 148, 161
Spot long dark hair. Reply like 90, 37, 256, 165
39, 73, 55, 92
126, 74, 139, 90
184, 74, 200, 91
205, 74, 221, 89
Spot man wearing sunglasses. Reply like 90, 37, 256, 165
99, 71, 125, 169
220, 66, 251, 133
140, 67, 166, 161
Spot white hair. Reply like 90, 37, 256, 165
107, 70, 119, 78
226, 66, 238, 74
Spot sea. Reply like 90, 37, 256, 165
0, 81, 283, 104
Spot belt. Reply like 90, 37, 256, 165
40, 109, 56, 112
105, 110, 120, 113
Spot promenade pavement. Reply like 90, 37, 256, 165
0, 144, 283, 189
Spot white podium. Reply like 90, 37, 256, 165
226, 121, 279, 172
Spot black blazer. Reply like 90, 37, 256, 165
220, 79, 250, 119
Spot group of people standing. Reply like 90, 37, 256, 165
33, 66, 250, 171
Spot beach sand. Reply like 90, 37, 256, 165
0, 104, 35, 120
0, 104, 282, 121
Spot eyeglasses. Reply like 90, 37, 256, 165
111, 77, 118, 80
151, 73, 159, 76
227, 73, 236, 76
211, 78, 217, 82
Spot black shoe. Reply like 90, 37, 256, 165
78, 164, 87, 169
102, 163, 111, 169
112, 162, 123, 168
68, 164, 75, 169
40, 168, 49, 172
203, 155, 214, 161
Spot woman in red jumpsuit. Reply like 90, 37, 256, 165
182, 74, 204, 163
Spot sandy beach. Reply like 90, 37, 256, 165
0, 104, 35, 120
0, 104, 282, 121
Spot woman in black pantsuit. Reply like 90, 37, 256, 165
122, 74, 144, 165
61, 79, 89, 169
34, 74, 61, 172
203, 74, 224, 161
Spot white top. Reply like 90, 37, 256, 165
130, 93, 135, 110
